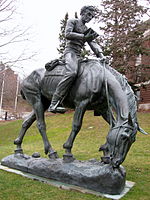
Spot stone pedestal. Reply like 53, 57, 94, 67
1, 154, 126, 195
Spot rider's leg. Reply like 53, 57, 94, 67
49, 52, 78, 113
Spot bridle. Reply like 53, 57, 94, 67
111, 123, 134, 131
110, 122, 135, 159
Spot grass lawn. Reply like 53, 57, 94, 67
0, 111, 150, 200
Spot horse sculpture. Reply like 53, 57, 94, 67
14, 59, 147, 167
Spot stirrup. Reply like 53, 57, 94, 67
48, 101, 67, 114
48, 106, 67, 114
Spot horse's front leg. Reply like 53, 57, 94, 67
63, 99, 88, 162
99, 110, 116, 164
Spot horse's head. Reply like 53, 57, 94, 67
101, 115, 137, 167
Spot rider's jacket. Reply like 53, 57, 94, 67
64, 18, 103, 57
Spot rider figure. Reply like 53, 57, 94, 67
49, 5, 105, 113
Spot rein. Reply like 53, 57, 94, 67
102, 60, 113, 128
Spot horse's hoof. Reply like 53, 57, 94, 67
14, 148, 23, 154
63, 153, 75, 163
48, 151, 59, 159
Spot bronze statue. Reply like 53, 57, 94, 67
14, 5, 148, 167
49, 6, 105, 113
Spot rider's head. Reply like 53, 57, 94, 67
80, 6, 97, 23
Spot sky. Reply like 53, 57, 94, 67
5, 0, 149, 77
14, 0, 101, 77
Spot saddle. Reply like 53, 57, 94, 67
44, 58, 94, 77
45, 59, 65, 71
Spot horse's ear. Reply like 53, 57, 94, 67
128, 113, 133, 127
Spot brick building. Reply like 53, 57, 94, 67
136, 20, 150, 110
0, 63, 18, 112
126, 19, 150, 110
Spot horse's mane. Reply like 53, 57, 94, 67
44, 59, 138, 122
105, 64, 138, 123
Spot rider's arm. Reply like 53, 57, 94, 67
88, 40, 104, 58
65, 19, 84, 40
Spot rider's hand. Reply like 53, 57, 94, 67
84, 33, 95, 42
99, 56, 109, 64
84, 29, 99, 42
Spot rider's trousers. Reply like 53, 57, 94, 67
53, 51, 79, 100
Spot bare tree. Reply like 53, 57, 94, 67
0, 0, 37, 70
0, 0, 37, 114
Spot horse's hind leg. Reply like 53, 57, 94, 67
63, 99, 89, 161
33, 100, 58, 159
14, 111, 36, 153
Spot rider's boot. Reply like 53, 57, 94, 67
48, 94, 66, 114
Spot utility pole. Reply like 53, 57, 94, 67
14, 75, 19, 112
0, 67, 6, 117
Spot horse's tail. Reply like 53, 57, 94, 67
20, 89, 26, 100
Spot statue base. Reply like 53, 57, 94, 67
1, 154, 126, 195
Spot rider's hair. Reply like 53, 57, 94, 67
80, 6, 97, 16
